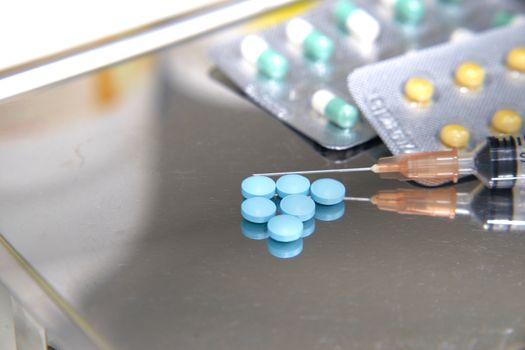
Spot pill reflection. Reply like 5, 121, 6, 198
241, 220, 269, 240
315, 202, 346, 222
267, 238, 304, 259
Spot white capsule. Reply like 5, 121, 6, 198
312, 89, 335, 115
512, 14, 525, 26
241, 35, 268, 65
449, 28, 474, 43
311, 89, 359, 129
381, 0, 397, 7
286, 18, 314, 47
346, 9, 381, 43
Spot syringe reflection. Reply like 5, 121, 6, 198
357, 184, 525, 232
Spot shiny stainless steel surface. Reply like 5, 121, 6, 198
0, 0, 301, 102
2, 26, 525, 350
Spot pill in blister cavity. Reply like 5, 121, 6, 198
333, 0, 381, 44
286, 18, 334, 62
512, 15, 525, 27
455, 62, 485, 90
312, 89, 359, 129
492, 11, 525, 28
492, 109, 523, 134
449, 28, 474, 43
240, 35, 288, 80
382, 0, 425, 25
350, 24, 525, 159
440, 124, 470, 149
507, 47, 525, 73
438, 0, 462, 5
213, 0, 525, 152
404, 77, 434, 105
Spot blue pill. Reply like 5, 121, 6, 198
241, 197, 276, 223
241, 176, 276, 199
279, 194, 315, 221
267, 238, 303, 259
276, 174, 310, 198
315, 202, 346, 222
267, 215, 303, 242
302, 218, 316, 238
310, 178, 346, 205
241, 220, 269, 240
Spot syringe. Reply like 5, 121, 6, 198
346, 185, 525, 231
256, 136, 525, 189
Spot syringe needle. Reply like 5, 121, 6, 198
344, 196, 371, 202
254, 167, 373, 177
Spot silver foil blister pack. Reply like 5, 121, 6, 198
349, 24, 525, 155
211, 0, 525, 150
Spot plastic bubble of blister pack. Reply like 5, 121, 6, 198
211, 0, 525, 150
349, 24, 525, 156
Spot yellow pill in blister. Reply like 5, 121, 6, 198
455, 61, 485, 90
440, 124, 469, 149
404, 77, 434, 104
492, 109, 523, 134
507, 47, 525, 73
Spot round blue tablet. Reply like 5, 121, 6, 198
276, 174, 310, 198
310, 178, 346, 205
241, 220, 269, 240
267, 238, 303, 259
241, 176, 276, 199
267, 215, 303, 242
315, 202, 346, 222
302, 218, 316, 238
279, 194, 315, 221
241, 197, 276, 223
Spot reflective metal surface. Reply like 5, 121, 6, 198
2, 26, 525, 350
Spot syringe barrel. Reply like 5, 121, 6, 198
372, 187, 457, 218
374, 149, 460, 184
473, 136, 525, 189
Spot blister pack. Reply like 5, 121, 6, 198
211, 0, 525, 150
349, 24, 525, 156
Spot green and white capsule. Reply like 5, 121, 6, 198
492, 10, 525, 28
381, 0, 425, 25
240, 35, 288, 80
312, 90, 359, 129
333, 0, 381, 44
285, 18, 334, 62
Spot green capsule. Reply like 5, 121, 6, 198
303, 30, 334, 62
325, 98, 359, 129
492, 10, 514, 27
334, 0, 359, 31
395, 0, 425, 25
256, 49, 289, 80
